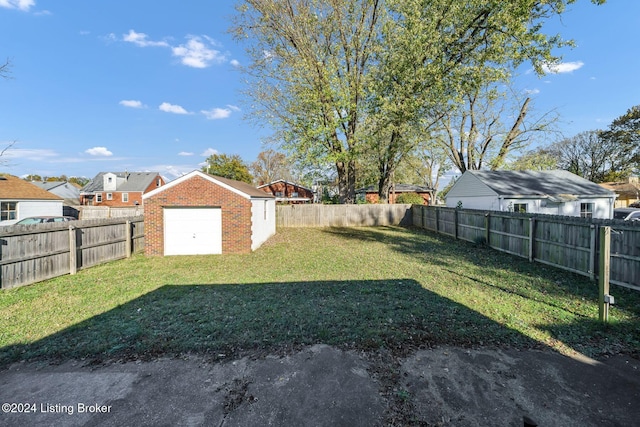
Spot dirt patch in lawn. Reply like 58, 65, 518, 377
1, 345, 639, 426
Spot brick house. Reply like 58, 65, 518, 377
80, 172, 165, 207
143, 170, 276, 256
257, 179, 314, 204
356, 184, 433, 205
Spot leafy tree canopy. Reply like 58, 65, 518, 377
202, 153, 254, 184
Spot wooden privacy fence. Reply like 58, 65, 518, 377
412, 206, 640, 291
276, 204, 413, 227
79, 206, 144, 219
0, 217, 144, 289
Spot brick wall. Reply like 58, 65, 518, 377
144, 175, 252, 256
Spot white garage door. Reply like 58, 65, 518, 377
164, 208, 222, 255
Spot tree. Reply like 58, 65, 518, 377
0, 58, 10, 80
504, 147, 558, 171
547, 130, 622, 182
250, 149, 292, 184
361, 0, 594, 201
232, 0, 604, 203
202, 153, 253, 183
231, 0, 382, 203
599, 104, 640, 174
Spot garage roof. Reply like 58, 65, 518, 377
143, 170, 275, 200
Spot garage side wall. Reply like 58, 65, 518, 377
144, 175, 252, 255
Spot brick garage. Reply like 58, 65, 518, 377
143, 171, 275, 256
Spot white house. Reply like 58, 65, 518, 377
0, 175, 64, 224
445, 170, 616, 219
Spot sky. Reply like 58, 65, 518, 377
1, 0, 639, 183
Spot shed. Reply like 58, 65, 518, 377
446, 170, 616, 219
143, 170, 276, 256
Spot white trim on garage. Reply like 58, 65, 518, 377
163, 207, 222, 255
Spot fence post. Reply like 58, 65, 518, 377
599, 226, 611, 323
125, 220, 132, 258
589, 225, 596, 282
454, 209, 459, 240
484, 212, 490, 246
435, 208, 440, 234
69, 225, 77, 275
528, 217, 535, 262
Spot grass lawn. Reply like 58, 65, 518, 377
1, 226, 639, 366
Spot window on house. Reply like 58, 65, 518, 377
96, 194, 102, 203
108, 177, 113, 183
513, 203, 527, 213
106, 193, 113, 201
122, 193, 129, 203
275, 191, 283, 197
156, 178, 161, 187
292, 192, 299, 198
1, 201, 17, 221
580, 203, 593, 218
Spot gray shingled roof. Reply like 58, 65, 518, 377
82, 172, 160, 193
468, 170, 615, 197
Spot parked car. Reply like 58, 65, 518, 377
613, 208, 640, 221
629, 201, 640, 208
14, 216, 77, 225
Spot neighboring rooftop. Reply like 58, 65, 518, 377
0, 174, 63, 200
82, 172, 161, 193
466, 170, 615, 197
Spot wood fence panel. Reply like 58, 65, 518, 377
276, 204, 412, 228
456, 210, 486, 243
534, 219, 593, 277
411, 206, 640, 291
609, 225, 640, 289
489, 214, 530, 259
0, 217, 143, 289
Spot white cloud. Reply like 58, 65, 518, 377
178, 151, 194, 156
227, 105, 241, 112
542, 61, 584, 74
0, 0, 35, 11
524, 88, 540, 95
2, 147, 57, 160
85, 147, 113, 157
123, 29, 169, 47
119, 99, 145, 108
159, 102, 190, 114
172, 35, 226, 68
201, 148, 218, 157
201, 107, 232, 120
230, 59, 240, 67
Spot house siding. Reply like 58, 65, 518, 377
11, 200, 63, 220
251, 199, 276, 250
144, 175, 253, 256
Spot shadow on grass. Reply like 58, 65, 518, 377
0, 280, 540, 367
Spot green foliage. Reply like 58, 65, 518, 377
395, 192, 424, 205
600, 104, 640, 174
202, 153, 253, 183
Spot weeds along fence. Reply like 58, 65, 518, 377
276, 204, 413, 227
0, 217, 144, 290
412, 206, 640, 291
